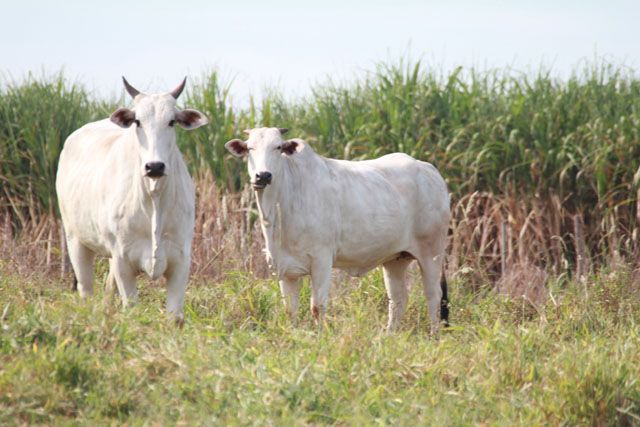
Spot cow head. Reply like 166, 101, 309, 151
225, 127, 299, 190
110, 77, 208, 181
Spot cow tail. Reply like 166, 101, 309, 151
440, 271, 450, 327
72, 273, 78, 292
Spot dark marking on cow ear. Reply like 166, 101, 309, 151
225, 139, 248, 158
278, 128, 289, 135
281, 140, 299, 155
110, 107, 136, 128
175, 109, 208, 130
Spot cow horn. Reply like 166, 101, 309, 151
170, 77, 187, 99
243, 129, 251, 135
122, 76, 140, 99
278, 128, 289, 135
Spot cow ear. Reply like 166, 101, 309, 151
281, 139, 299, 155
175, 109, 208, 130
225, 139, 248, 158
110, 108, 136, 128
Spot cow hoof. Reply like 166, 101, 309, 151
174, 315, 185, 329
78, 288, 93, 299
429, 328, 441, 340
311, 305, 320, 320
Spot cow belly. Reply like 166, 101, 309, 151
335, 230, 409, 265
338, 265, 378, 277
334, 252, 403, 276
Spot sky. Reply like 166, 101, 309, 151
2, 1, 639, 107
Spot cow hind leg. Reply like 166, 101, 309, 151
416, 251, 445, 336
67, 238, 95, 298
383, 257, 413, 331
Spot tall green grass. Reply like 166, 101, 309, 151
1, 61, 639, 264
3, 61, 639, 208
0, 73, 113, 227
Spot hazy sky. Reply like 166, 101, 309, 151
2, 1, 638, 106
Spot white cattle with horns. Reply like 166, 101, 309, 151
56, 77, 208, 323
225, 127, 450, 333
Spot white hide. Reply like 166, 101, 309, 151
226, 128, 451, 332
56, 87, 207, 321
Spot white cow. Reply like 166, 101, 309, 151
56, 77, 208, 322
225, 128, 450, 333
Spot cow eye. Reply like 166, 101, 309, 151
168, 119, 175, 127
276, 145, 282, 150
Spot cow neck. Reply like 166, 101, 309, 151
255, 176, 282, 272
127, 136, 180, 277
149, 190, 164, 277
149, 150, 180, 277
255, 155, 301, 232
255, 181, 280, 228
254, 152, 318, 274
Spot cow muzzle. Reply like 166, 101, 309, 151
145, 161, 166, 179
253, 171, 272, 190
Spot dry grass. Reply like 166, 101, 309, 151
497, 262, 549, 307
2, 179, 636, 303
0, 174, 266, 283
190, 172, 270, 280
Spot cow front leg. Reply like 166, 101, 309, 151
111, 256, 138, 308
104, 258, 118, 299
279, 277, 301, 319
310, 258, 332, 327
164, 259, 189, 326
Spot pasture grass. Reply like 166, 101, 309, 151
1, 265, 639, 425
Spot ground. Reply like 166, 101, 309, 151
1, 263, 639, 425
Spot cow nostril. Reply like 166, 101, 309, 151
256, 171, 272, 183
145, 162, 165, 177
